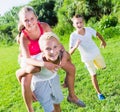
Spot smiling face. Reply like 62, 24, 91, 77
41, 37, 61, 62
73, 17, 84, 32
20, 10, 38, 31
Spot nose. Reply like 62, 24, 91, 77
28, 20, 32, 24
50, 49, 54, 53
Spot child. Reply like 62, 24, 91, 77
16, 6, 58, 112
69, 14, 106, 100
16, 6, 85, 112
26, 32, 65, 112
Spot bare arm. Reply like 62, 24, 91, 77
96, 32, 106, 48
19, 33, 30, 58
26, 57, 60, 72
26, 58, 44, 67
69, 39, 80, 55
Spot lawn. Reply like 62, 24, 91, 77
0, 36, 120, 112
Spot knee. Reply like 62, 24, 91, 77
25, 66, 34, 73
91, 75, 97, 79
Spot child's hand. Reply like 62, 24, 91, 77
75, 39, 80, 48
100, 41, 106, 48
44, 62, 60, 72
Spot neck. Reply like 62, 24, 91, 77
77, 28, 85, 35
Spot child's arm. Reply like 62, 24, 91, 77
26, 58, 60, 73
69, 39, 80, 55
96, 32, 106, 48
60, 50, 70, 67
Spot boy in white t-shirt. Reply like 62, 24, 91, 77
69, 14, 106, 100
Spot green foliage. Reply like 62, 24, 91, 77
101, 26, 120, 39
30, 0, 61, 26
98, 15, 118, 30
0, 7, 19, 45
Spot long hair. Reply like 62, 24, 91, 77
16, 6, 37, 43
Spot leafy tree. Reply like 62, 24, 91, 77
30, 0, 60, 26
0, 7, 19, 44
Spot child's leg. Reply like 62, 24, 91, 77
85, 60, 104, 94
16, 65, 40, 83
62, 75, 68, 88
21, 74, 34, 112
16, 68, 26, 83
53, 104, 61, 112
16, 66, 40, 112
91, 75, 101, 94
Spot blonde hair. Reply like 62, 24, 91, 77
16, 6, 37, 43
39, 32, 60, 50
18, 6, 37, 32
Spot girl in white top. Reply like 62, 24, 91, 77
69, 14, 106, 100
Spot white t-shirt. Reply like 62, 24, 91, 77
31, 53, 57, 91
69, 27, 100, 62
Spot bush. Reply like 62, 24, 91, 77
98, 15, 118, 30
101, 26, 120, 39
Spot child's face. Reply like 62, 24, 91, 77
73, 17, 84, 31
21, 11, 38, 31
42, 38, 61, 62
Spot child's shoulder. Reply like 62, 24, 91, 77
85, 27, 96, 32
85, 27, 93, 30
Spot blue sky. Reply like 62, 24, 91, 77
0, 0, 32, 16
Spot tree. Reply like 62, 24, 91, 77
30, 0, 59, 26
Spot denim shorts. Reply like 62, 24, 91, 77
33, 75, 63, 112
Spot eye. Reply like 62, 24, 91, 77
24, 19, 29, 23
46, 47, 51, 51
54, 45, 57, 49
31, 17, 34, 21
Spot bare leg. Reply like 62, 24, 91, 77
53, 104, 61, 112
91, 75, 101, 94
21, 74, 34, 112
16, 68, 26, 83
62, 75, 68, 88
62, 61, 78, 101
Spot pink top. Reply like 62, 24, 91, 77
22, 22, 44, 55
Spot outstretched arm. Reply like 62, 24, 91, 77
96, 32, 106, 48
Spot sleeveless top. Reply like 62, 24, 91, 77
22, 22, 44, 55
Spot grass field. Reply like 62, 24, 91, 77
0, 36, 120, 112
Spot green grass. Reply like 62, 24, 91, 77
0, 36, 120, 112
